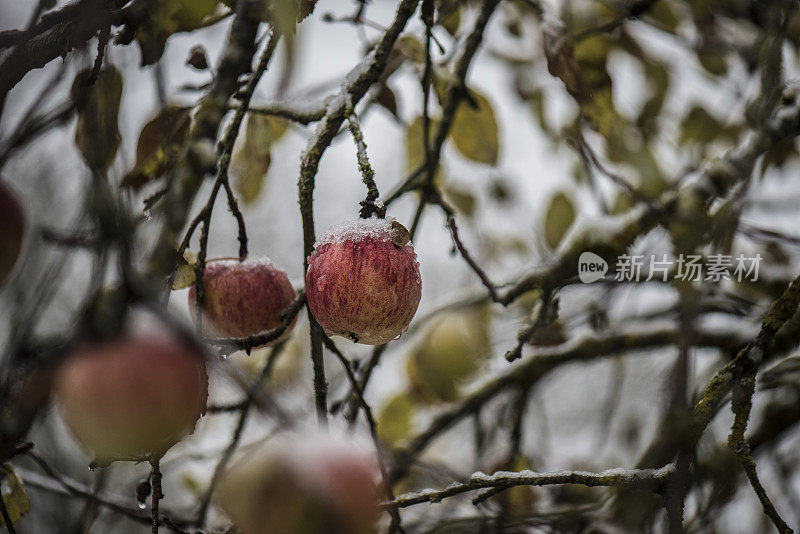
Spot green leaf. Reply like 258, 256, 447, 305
122, 106, 191, 189
543, 192, 575, 249
449, 89, 499, 165
230, 115, 287, 204
442, 182, 477, 217
697, 49, 728, 76
678, 106, 737, 146
397, 34, 426, 64
0, 465, 29, 528
72, 66, 123, 173
646, 0, 680, 33
377, 393, 415, 445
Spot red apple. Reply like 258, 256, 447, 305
0, 181, 25, 287
216, 436, 380, 534
188, 258, 298, 343
305, 217, 421, 344
53, 328, 208, 463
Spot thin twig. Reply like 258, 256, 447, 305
383, 466, 674, 509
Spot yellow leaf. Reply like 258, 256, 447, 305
544, 192, 575, 249
449, 89, 499, 165
230, 115, 286, 204
72, 66, 123, 173
0, 465, 29, 528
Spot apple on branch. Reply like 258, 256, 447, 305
189, 257, 298, 344
305, 217, 422, 345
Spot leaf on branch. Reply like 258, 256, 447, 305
135, 0, 221, 66
678, 106, 739, 147
172, 250, 198, 290
544, 191, 575, 250
443, 181, 477, 217
71, 66, 123, 174
0, 465, 30, 528
230, 115, 288, 204
122, 106, 191, 189
397, 34, 426, 64
405, 115, 443, 184
437, 0, 462, 36
375, 84, 400, 121
449, 89, 500, 165
543, 25, 620, 137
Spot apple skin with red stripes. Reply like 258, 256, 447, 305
189, 258, 298, 344
305, 218, 421, 345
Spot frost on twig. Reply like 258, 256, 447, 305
383, 466, 674, 509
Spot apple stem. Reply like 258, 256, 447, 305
149, 458, 163, 534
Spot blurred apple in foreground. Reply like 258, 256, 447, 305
0, 181, 25, 287
189, 258, 298, 343
306, 217, 421, 345
216, 435, 380, 534
53, 328, 208, 463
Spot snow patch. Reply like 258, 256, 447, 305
314, 216, 398, 247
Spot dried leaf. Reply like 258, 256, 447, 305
390, 221, 411, 247
449, 89, 499, 165
136, 0, 221, 65
544, 192, 575, 249
186, 45, 209, 70
375, 84, 400, 121
544, 25, 620, 137
0, 465, 29, 528
72, 66, 123, 173
122, 106, 191, 189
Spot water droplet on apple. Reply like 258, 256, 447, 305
316, 274, 327, 292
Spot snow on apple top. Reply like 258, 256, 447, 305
206, 256, 282, 272
314, 216, 411, 248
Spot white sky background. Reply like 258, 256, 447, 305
3, 0, 800, 532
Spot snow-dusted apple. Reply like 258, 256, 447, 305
305, 217, 421, 345
0, 181, 25, 287
53, 328, 208, 463
216, 435, 380, 534
188, 258, 298, 342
